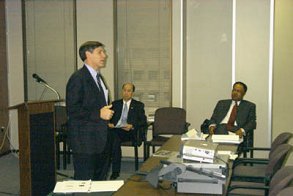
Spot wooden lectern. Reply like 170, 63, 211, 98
9, 100, 62, 196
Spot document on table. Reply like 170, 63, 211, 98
53, 180, 124, 193
153, 150, 178, 158
53, 180, 91, 193
90, 180, 124, 192
181, 129, 209, 141
211, 133, 243, 144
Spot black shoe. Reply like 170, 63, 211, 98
110, 172, 120, 180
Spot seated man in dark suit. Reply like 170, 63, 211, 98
108, 83, 147, 180
209, 81, 256, 138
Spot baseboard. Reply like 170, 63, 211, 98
0, 149, 19, 158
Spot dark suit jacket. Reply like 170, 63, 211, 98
209, 99, 256, 132
110, 99, 147, 140
66, 65, 109, 154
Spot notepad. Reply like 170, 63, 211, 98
53, 180, 124, 193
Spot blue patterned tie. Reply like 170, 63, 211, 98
121, 103, 128, 125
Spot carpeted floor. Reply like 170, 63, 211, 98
0, 152, 141, 196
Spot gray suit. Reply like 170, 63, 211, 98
209, 99, 256, 134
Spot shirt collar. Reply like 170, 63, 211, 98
123, 99, 132, 106
233, 100, 241, 106
85, 63, 100, 79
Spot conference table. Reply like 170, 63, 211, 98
113, 135, 238, 196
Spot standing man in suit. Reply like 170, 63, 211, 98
66, 41, 114, 180
108, 83, 147, 180
209, 81, 256, 138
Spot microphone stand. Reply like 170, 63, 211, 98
37, 81, 61, 101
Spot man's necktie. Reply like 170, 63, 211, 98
121, 103, 128, 125
96, 73, 106, 101
96, 73, 103, 90
226, 101, 237, 131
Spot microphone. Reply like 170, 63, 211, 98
32, 73, 61, 100
32, 73, 47, 84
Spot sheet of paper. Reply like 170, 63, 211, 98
53, 180, 124, 193
90, 180, 124, 192
181, 129, 208, 141
53, 180, 91, 193
212, 134, 243, 144
217, 150, 232, 155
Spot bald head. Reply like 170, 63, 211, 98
122, 83, 135, 101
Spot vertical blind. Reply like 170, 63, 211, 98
115, 0, 172, 117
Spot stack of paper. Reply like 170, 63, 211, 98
53, 180, 124, 193
181, 129, 209, 141
212, 134, 243, 144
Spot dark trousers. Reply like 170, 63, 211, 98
72, 141, 111, 180
110, 128, 134, 173
215, 124, 238, 134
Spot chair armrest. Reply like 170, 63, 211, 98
245, 147, 271, 152
144, 122, 154, 142
228, 184, 269, 193
233, 158, 269, 168
134, 125, 148, 146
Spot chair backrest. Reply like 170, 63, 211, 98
269, 132, 293, 157
54, 105, 67, 131
269, 166, 293, 196
153, 107, 187, 137
275, 187, 293, 196
265, 144, 292, 180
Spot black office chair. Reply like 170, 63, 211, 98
276, 187, 293, 196
228, 144, 292, 195
228, 166, 293, 196
120, 125, 148, 171
145, 107, 190, 159
234, 132, 292, 166
54, 105, 69, 170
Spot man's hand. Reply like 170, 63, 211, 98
209, 126, 216, 135
121, 124, 133, 132
100, 105, 114, 120
234, 129, 243, 138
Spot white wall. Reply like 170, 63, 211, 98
76, 0, 114, 97
6, 0, 24, 149
235, 0, 271, 153
273, 0, 293, 165
185, 0, 232, 132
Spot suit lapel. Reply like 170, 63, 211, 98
82, 66, 100, 92
127, 100, 136, 122
82, 66, 107, 105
